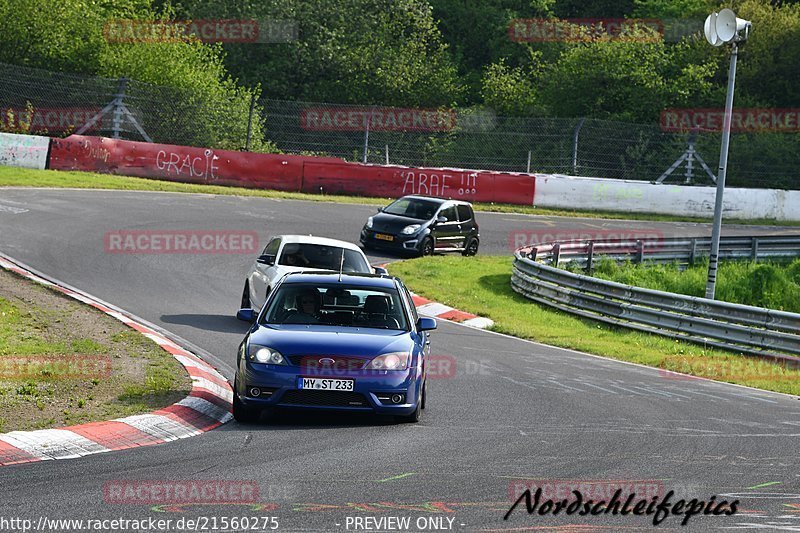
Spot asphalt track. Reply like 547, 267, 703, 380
0, 187, 798, 532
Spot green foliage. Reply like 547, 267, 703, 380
481, 59, 544, 116
172, 0, 462, 107
0, 0, 264, 150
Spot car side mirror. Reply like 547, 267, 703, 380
257, 254, 275, 265
416, 317, 437, 331
377, 207, 384, 213
373, 266, 388, 276
236, 308, 255, 322
436, 216, 447, 224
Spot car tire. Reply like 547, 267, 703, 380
233, 380, 261, 424
396, 384, 423, 423
462, 238, 479, 256
421, 381, 427, 410
419, 237, 434, 257
240, 281, 251, 309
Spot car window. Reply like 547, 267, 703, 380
383, 198, 441, 220
401, 285, 419, 323
457, 204, 472, 222
439, 205, 458, 223
262, 283, 409, 330
263, 238, 280, 255
278, 244, 370, 272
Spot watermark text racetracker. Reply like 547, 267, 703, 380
509, 228, 664, 251
104, 230, 258, 254
0, 516, 278, 532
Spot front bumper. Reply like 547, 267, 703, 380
237, 361, 422, 416
360, 228, 422, 253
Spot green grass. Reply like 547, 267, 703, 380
0, 270, 191, 431
2, 165, 799, 225
388, 256, 800, 395
582, 258, 800, 312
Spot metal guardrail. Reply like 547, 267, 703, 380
524, 235, 800, 270
512, 235, 800, 364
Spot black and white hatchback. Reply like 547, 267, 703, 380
360, 196, 479, 257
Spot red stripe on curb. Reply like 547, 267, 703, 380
156, 405, 222, 432
187, 367, 230, 390
437, 309, 477, 322
190, 390, 232, 412
0, 441, 40, 466
68, 421, 164, 450
411, 295, 432, 306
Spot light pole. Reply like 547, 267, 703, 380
703, 9, 751, 299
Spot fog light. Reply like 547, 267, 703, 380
391, 394, 403, 404
249, 387, 261, 397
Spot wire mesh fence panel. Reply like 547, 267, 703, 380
1, 61, 798, 189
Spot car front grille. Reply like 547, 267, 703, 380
279, 390, 368, 407
287, 356, 369, 371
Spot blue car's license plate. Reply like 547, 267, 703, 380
298, 377, 355, 391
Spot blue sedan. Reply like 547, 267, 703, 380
234, 272, 436, 423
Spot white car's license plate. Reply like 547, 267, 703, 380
298, 377, 354, 391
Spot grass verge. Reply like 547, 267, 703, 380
581, 258, 800, 313
388, 256, 800, 396
0, 267, 191, 432
2, 165, 799, 225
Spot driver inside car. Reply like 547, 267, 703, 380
286, 288, 322, 324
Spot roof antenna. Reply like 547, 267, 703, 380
338, 248, 345, 282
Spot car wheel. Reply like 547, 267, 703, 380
419, 237, 434, 257
421, 381, 427, 410
232, 380, 261, 424
462, 238, 479, 256
396, 385, 423, 423
240, 281, 251, 309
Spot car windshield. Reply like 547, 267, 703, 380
278, 243, 370, 272
382, 198, 441, 220
262, 283, 409, 330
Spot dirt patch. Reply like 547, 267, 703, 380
0, 268, 192, 432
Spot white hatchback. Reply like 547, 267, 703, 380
239, 235, 381, 313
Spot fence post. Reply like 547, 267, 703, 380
636, 240, 645, 264
586, 241, 594, 272
385, 144, 389, 165
552, 243, 561, 266
689, 238, 697, 266
362, 107, 372, 163
245, 93, 256, 151
572, 117, 586, 174
526, 150, 531, 173
751, 237, 759, 261
112, 77, 128, 139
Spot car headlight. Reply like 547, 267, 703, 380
366, 217, 374, 229
366, 352, 411, 370
248, 345, 287, 365
401, 224, 421, 235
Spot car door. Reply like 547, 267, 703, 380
456, 203, 475, 246
250, 237, 281, 309
431, 204, 461, 250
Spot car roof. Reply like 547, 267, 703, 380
399, 195, 472, 206
281, 272, 399, 289
275, 235, 364, 251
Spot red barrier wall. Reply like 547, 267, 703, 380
302, 162, 535, 204
48, 135, 535, 204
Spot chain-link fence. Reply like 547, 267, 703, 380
1, 61, 798, 190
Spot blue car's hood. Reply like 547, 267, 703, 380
249, 325, 414, 357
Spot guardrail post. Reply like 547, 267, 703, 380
586, 241, 594, 272
552, 243, 561, 266
689, 238, 697, 266
751, 237, 759, 261
636, 240, 644, 264
527, 247, 538, 260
